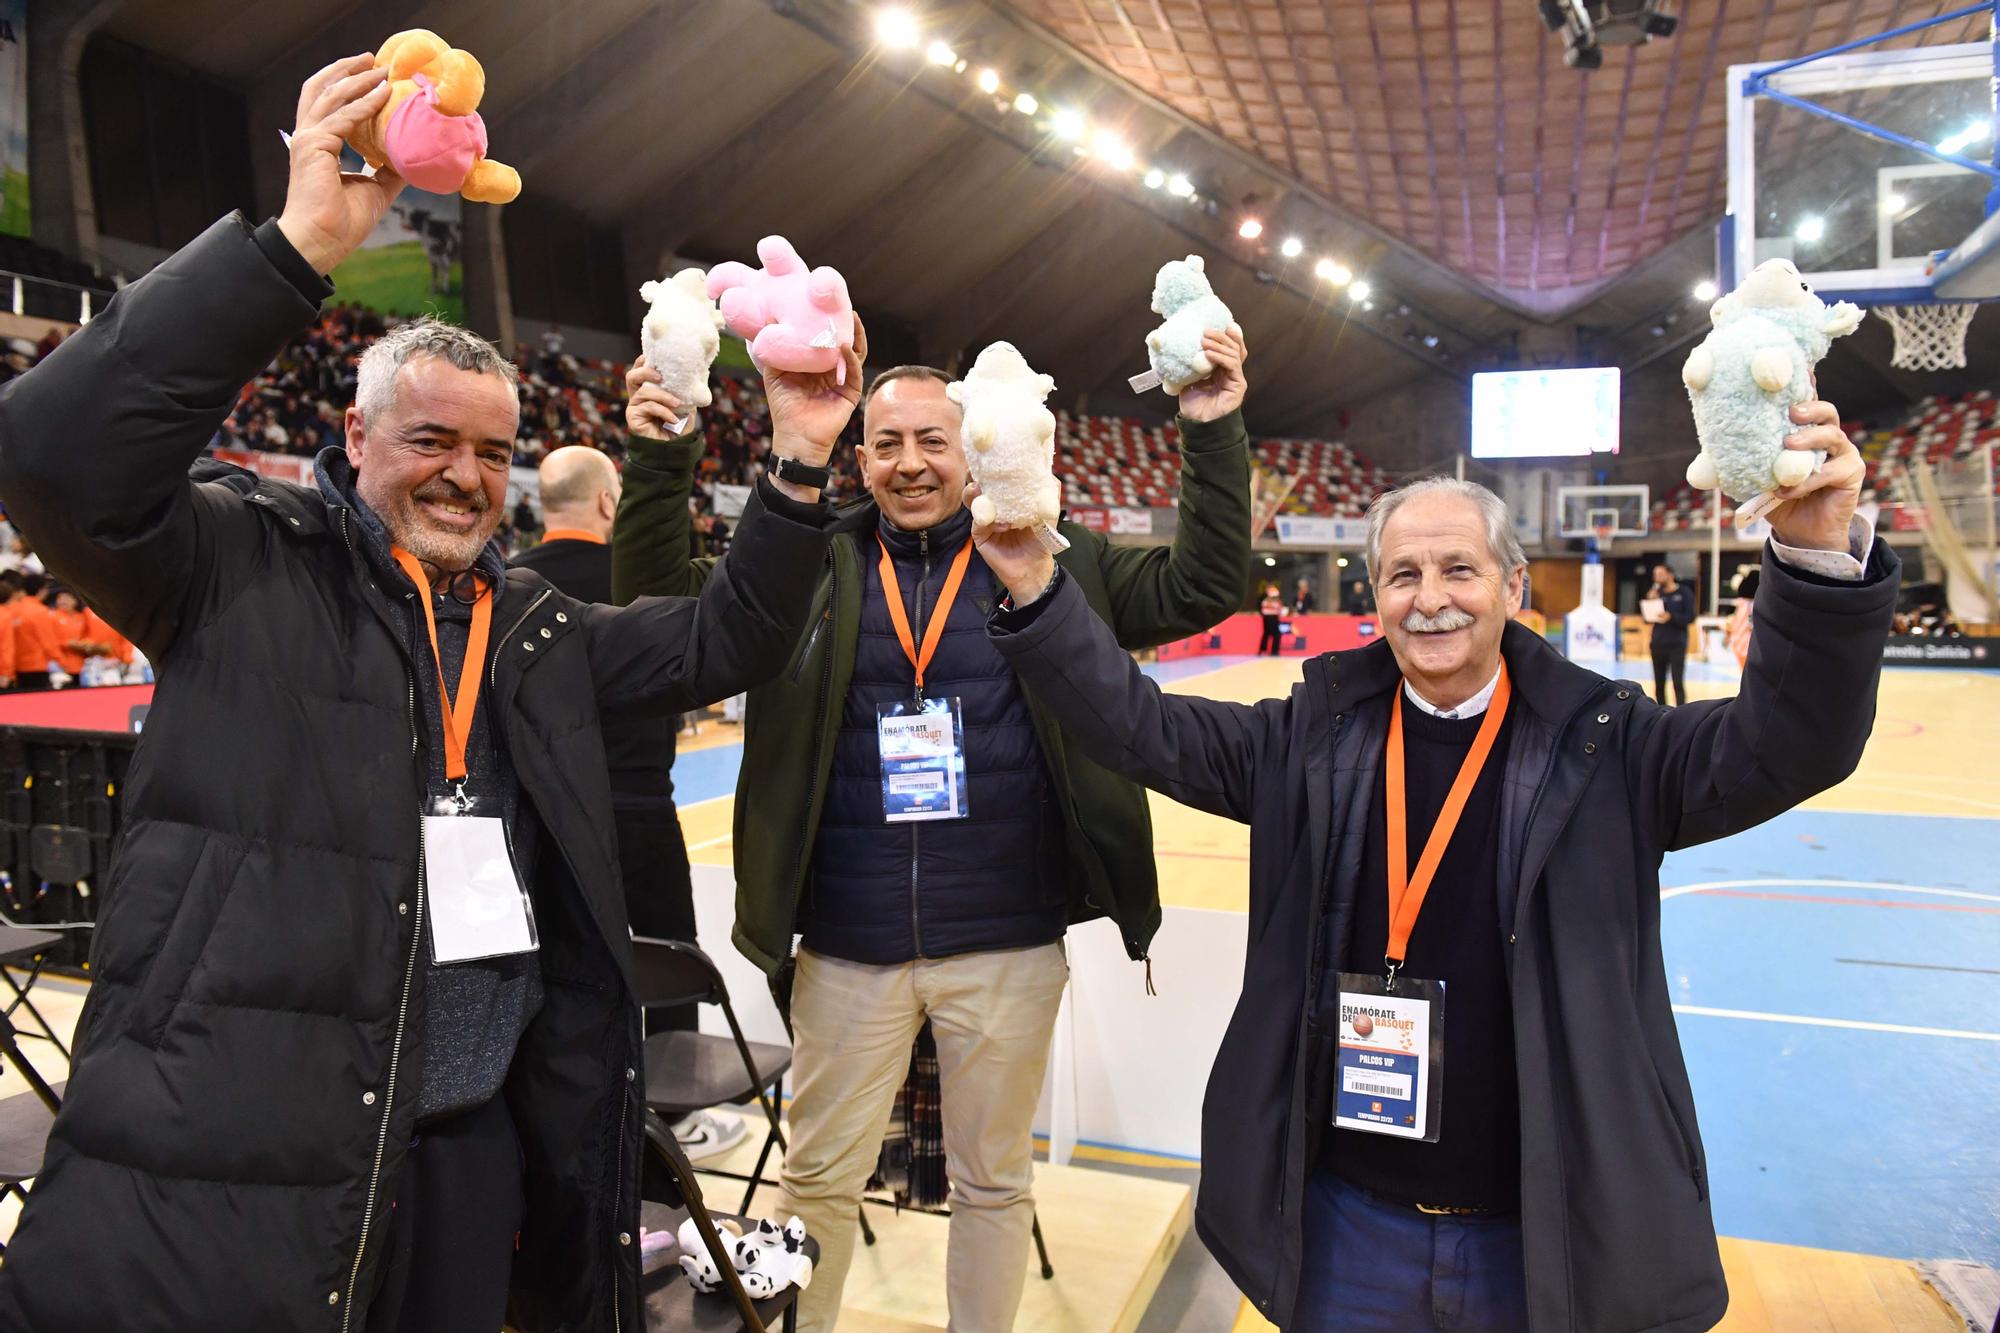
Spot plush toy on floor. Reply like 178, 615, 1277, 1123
346, 30, 520, 203
1682, 258, 1862, 525
949, 341, 1069, 553
1141, 255, 1235, 395
705, 236, 856, 383
639, 269, 724, 420
674, 1216, 814, 1299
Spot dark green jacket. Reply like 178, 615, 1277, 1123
613, 411, 1251, 979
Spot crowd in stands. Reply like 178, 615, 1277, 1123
0, 528, 139, 689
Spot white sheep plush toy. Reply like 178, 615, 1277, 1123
1682, 258, 1862, 525
1142, 255, 1234, 395
948, 341, 1069, 553
639, 268, 725, 419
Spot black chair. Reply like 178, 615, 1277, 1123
0, 1008, 62, 1251
630, 938, 791, 1214
640, 1111, 814, 1333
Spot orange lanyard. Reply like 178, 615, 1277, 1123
1383, 664, 1511, 981
392, 549, 494, 786
877, 538, 974, 696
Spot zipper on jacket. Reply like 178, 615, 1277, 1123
342, 658, 425, 1331
909, 530, 929, 960
784, 553, 839, 957
611, 1079, 630, 1332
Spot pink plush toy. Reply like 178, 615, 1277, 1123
705, 236, 856, 383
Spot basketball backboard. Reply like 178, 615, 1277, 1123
1557, 484, 1650, 541
1725, 15, 2000, 307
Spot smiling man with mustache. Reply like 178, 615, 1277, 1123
976, 443, 1899, 1329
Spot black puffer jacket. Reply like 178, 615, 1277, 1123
0, 214, 833, 1332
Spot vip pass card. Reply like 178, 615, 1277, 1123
878, 696, 970, 823
422, 813, 540, 964
1333, 973, 1444, 1142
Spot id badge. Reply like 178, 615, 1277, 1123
877, 697, 970, 823
1332, 972, 1444, 1142
421, 814, 539, 963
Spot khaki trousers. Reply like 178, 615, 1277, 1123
776, 942, 1069, 1333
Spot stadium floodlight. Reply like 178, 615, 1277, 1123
1315, 258, 1352, 285
1052, 108, 1086, 140
1094, 132, 1134, 172
977, 67, 1000, 94
1166, 173, 1194, 198
1280, 236, 1303, 258
875, 8, 921, 49
1238, 218, 1264, 240
1143, 168, 1165, 190
1350, 280, 1373, 302
1692, 279, 1718, 302
1794, 216, 1826, 244
1013, 91, 1038, 116
926, 41, 957, 67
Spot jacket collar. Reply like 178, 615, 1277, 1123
875, 505, 972, 559
1313, 619, 1609, 725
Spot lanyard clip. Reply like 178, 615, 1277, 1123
448, 780, 473, 815
1383, 955, 1402, 992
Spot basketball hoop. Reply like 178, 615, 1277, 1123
1874, 304, 1978, 372
1591, 521, 1615, 556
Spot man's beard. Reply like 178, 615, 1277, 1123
383, 481, 497, 572
1401, 606, 1476, 634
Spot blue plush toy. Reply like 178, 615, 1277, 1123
1143, 255, 1235, 395
1683, 258, 1863, 525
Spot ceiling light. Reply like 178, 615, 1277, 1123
1013, 91, 1038, 116
1053, 107, 1086, 140
1166, 172, 1194, 198
1263, 556, 1277, 567
1692, 279, 1719, 302
1280, 236, 1303, 258
1422, 334, 1441, 349
1795, 216, 1826, 244
1336, 556, 1349, 568
875, 8, 921, 49
926, 41, 957, 67
1143, 168, 1165, 190
1350, 280, 1373, 302
1238, 218, 1264, 240
1315, 258, 1352, 285
977, 67, 1000, 94
1093, 131, 1134, 171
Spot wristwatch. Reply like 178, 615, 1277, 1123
768, 455, 832, 490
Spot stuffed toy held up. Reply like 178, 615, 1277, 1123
948, 341, 1067, 550
344, 30, 520, 204
705, 236, 856, 383
639, 268, 724, 413
1682, 258, 1862, 524
1143, 255, 1235, 395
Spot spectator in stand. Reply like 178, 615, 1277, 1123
47, 585, 89, 677
1294, 577, 1316, 614
0, 339, 34, 387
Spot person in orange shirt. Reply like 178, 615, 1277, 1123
6, 573, 65, 690
48, 586, 89, 676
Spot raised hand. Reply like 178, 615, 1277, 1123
1178, 323, 1248, 424
276, 55, 406, 276
764, 313, 869, 468
1764, 398, 1863, 554
624, 357, 692, 440
970, 487, 1057, 605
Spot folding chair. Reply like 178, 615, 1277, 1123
640, 1111, 815, 1333
630, 937, 791, 1214
0, 926, 71, 1058
0, 1008, 62, 1252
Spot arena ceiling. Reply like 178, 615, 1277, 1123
101, 0, 1998, 439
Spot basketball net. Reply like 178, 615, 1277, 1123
1874, 304, 1978, 372
1591, 522, 1614, 557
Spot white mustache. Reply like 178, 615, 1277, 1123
1401, 606, 1475, 634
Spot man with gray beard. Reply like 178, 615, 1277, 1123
973, 418, 1897, 1330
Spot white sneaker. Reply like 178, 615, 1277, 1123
673, 1108, 749, 1162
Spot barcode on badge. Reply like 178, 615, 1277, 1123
1341, 1067, 1412, 1100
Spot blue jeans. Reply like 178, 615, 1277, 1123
1293, 1170, 1529, 1332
